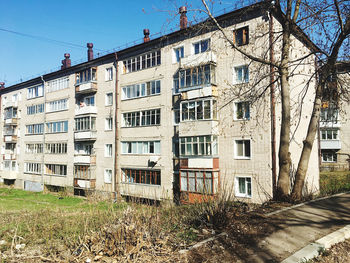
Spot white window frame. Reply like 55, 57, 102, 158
104, 169, 113, 183
105, 67, 113, 81
105, 92, 113, 106
234, 139, 251, 159
321, 150, 337, 163
321, 129, 339, 140
234, 101, 250, 120
105, 144, 112, 157
233, 65, 249, 84
235, 176, 252, 198
173, 46, 184, 63
192, 39, 210, 54
105, 117, 113, 131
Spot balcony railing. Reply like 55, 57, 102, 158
75, 105, 97, 116
75, 81, 97, 95
3, 153, 16, 160
74, 130, 97, 141
180, 51, 217, 68
74, 154, 96, 165
4, 118, 18, 125
4, 135, 17, 142
320, 140, 341, 150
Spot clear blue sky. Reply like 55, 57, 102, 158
0, 0, 240, 86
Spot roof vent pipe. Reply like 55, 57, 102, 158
143, 29, 150, 42
61, 53, 71, 69
179, 6, 188, 29
87, 43, 94, 61
0, 82, 5, 89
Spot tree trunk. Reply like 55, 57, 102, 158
291, 81, 323, 200
276, 25, 292, 200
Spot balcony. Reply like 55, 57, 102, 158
74, 154, 96, 165
74, 130, 97, 141
3, 154, 16, 160
4, 118, 18, 125
75, 81, 97, 95
180, 51, 217, 68
181, 85, 218, 100
1, 171, 17, 180
320, 140, 341, 150
75, 106, 97, 116
320, 120, 341, 128
4, 101, 18, 109
74, 164, 96, 189
4, 135, 17, 143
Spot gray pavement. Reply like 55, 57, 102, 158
246, 193, 350, 262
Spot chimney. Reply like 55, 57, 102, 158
0, 82, 5, 90
61, 53, 71, 69
87, 43, 94, 61
179, 6, 188, 29
143, 29, 150, 43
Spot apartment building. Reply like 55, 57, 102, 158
319, 69, 350, 172
0, 1, 321, 203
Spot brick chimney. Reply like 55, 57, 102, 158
61, 53, 71, 70
143, 29, 150, 43
87, 43, 94, 61
0, 82, 5, 90
179, 6, 188, 29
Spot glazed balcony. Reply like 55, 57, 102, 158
75, 105, 97, 116
4, 135, 17, 143
180, 51, 217, 68
74, 154, 96, 165
320, 140, 341, 150
74, 130, 97, 141
75, 81, 97, 95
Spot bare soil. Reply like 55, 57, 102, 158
313, 239, 350, 263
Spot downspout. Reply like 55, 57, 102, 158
41, 76, 46, 190
113, 53, 120, 200
315, 59, 322, 170
269, 11, 277, 197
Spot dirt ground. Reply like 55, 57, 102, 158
313, 239, 350, 263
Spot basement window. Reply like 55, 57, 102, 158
235, 176, 252, 198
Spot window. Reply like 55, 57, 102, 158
4, 126, 16, 136
321, 150, 337, 163
105, 93, 113, 106
174, 46, 184, 62
4, 107, 17, 119
123, 50, 161, 73
234, 140, 251, 159
121, 141, 160, 154
74, 165, 92, 179
122, 80, 161, 100
45, 164, 67, 176
75, 143, 94, 155
234, 26, 249, 46
105, 144, 112, 157
320, 107, 339, 122
104, 169, 112, 183
47, 77, 69, 93
180, 135, 218, 156
193, 39, 210, 54
4, 161, 17, 171
25, 143, 43, 154
122, 109, 161, 127
76, 68, 96, 85
46, 121, 68, 133
105, 118, 113, 131
27, 85, 44, 99
235, 177, 252, 198
105, 67, 113, 81
45, 143, 67, 154
234, 102, 250, 120
75, 116, 96, 131
321, 129, 339, 140
180, 170, 219, 194
173, 64, 215, 92
25, 162, 42, 174
234, 65, 249, 84
181, 99, 217, 121
27, 103, 44, 115
26, 123, 44, 135
122, 168, 161, 185
46, 98, 68, 112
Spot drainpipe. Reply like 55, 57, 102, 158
113, 53, 120, 200
41, 76, 46, 190
315, 59, 322, 170
269, 12, 277, 197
